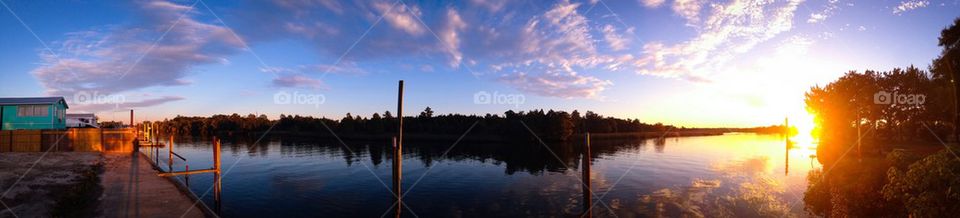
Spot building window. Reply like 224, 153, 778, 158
17, 105, 49, 117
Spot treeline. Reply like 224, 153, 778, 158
147, 108, 688, 141
805, 66, 952, 144
801, 18, 960, 217
805, 19, 960, 155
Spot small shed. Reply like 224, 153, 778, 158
0, 97, 69, 130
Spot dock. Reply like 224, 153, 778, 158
97, 152, 207, 218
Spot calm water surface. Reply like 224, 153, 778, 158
140, 133, 820, 217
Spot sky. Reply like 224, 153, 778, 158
0, 0, 958, 128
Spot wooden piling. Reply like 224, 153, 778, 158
397, 80, 404, 150
168, 135, 174, 172
394, 80, 404, 218
213, 137, 222, 215
185, 165, 190, 187
784, 117, 790, 176
582, 132, 592, 218
392, 137, 402, 218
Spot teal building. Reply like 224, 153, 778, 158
0, 97, 69, 130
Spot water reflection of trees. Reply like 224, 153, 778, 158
171, 134, 667, 177
266, 137, 654, 175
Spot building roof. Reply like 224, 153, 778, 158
66, 113, 96, 118
0, 97, 68, 109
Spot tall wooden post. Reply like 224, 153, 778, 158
168, 135, 174, 172
785, 141, 790, 176
581, 132, 592, 218
130, 110, 136, 154
397, 80, 404, 148
392, 137, 402, 218
394, 80, 404, 218
784, 116, 790, 176
784, 117, 789, 135
213, 137, 222, 215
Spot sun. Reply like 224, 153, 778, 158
788, 111, 819, 147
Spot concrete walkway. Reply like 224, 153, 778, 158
97, 153, 206, 218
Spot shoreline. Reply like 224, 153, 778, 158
171, 129, 769, 142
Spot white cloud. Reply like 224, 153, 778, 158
807, 13, 827, 23
672, 0, 704, 26
469, 0, 509, 12
601, 24, 630, 51
640, 0, 666, 8
489, 0, 624, 98
440, 8, 468, 67
635, 0, 805, 81
806, 0, 840, 23
498, 69, 612, 99
372, 1, 425, 36
893, 0, 929, 15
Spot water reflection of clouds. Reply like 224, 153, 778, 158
630, 136, 804, 217
635, 156, 791, 217
161, 134, 818, 217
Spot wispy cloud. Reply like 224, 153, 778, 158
470, 0, 509, 12
31, 0, 243, 111
272, 74, 326, 90
893, 0, 929, 15
373, 1, 424, 36
440, 8, 468, 67
498, 69, 612, 99
672, 0, 704, 26
260, 62, 367, 76
487, 0, 624, 98
640, 0, 666, 8
807, 0, 840, 23
601, 24, 631, 51
635, 0, 805, 81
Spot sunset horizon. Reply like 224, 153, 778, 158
2, 0, 959, 217
3, 0, 956, 128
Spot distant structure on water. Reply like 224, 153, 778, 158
0, 97, 69, 130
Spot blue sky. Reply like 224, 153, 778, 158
1, 0, 958, 127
